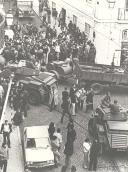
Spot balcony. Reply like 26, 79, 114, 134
118, 8, 128, 20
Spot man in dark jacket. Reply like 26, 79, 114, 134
86, 88, 94, 112
64, 140, 74, 167
89, 139, 100, 171
67, 124, 76, 145
61, 88, 71, 123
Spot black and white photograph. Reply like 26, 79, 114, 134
0, 0, 128, 171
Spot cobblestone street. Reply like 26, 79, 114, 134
18, 84, 128, 172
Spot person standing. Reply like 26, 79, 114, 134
83, 138, 91, 169
70, 85, 77, 116
12, 108, 22, 126
89, 139, 100, 171
64, 140, 74, 167
86, 88, 94, 112
49, 86, 58, 112
0, 144, 9, 172
1, 120, 12, 148
61, 87, 71, 123
76, 87, 86, 111
67, 124, 76, 146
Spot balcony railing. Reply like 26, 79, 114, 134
118, 8, 128, 20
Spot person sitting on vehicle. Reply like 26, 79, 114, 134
101, 91, 111, 108
110, 100, 120, 115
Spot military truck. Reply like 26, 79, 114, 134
47, 59, 128, 94
90, 105, 128, 152
19, 71, 58, 105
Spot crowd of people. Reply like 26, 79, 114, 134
48, 119, 77, 171
2, 18, 96, 70
61, 85, 94, 123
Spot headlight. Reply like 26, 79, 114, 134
27, 161, 33, 165
47, 160, 54, 164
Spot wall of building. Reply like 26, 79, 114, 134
94, 0, 128, 65
0, 7, 5, 53
47, 0, 128, 66
48, 0, 95, 39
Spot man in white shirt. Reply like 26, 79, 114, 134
1, 120, 12, 148
83, 138, 91, 169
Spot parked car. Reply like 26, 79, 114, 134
23, 125, 55, 169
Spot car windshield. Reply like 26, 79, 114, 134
27, 138, 50, 148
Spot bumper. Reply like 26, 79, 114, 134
26, 162, 55, 168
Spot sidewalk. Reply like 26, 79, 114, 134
3, 106, 24, 172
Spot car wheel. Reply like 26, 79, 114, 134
28, 91, 41, 105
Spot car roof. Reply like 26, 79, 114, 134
25, 125, 49, 139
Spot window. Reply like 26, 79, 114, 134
122, 29, 128, 40
73, 15, 77, 25
52, 1, 56, 9
126, 0, 128, 9
85, 22, 90, 35
27, 138, 36, 148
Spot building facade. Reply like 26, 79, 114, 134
0, 3, 5, 53
45, 0, 128, 66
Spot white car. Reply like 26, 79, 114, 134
23, 125, 55, 169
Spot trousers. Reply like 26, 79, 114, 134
3, 132, 10, 147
